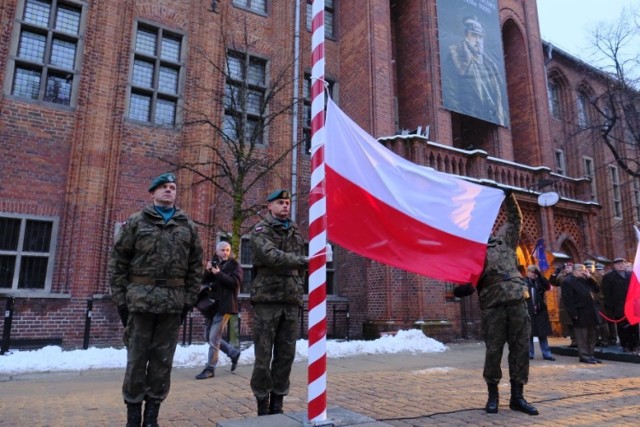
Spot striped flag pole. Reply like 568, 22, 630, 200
308, 0, 328, 423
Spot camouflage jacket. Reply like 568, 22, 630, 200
477, 193, 527, 309
109, 204, 203, 313
249, 213, 307, 306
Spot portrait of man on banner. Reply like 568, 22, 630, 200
437, 0, 510, 127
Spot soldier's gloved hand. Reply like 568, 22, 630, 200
503, 189, 513, 197
117, 305, 129, 327
180, 304, 192, 324
453, 284, 476, 298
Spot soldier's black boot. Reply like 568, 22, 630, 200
143, 398, 161, 427
126, 401, 142, 427
485, 383, 499, 413
268, 393, 284, 414
509, 381, 539, 415
256, 396, 270, 416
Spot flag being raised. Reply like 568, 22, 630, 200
324, 98, 505, 284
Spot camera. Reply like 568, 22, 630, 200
210, 259, 219, 269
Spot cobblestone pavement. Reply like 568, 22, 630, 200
0, 338, 639, 426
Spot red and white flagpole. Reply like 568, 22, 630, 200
308, 0, 328, 423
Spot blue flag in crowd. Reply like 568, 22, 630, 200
534, 238, 549, 272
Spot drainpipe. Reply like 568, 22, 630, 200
290, 0, 302, 221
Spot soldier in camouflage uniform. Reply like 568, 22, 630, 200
454, 191, 538, 416
109, 172, 203, 427
249, 189, 309, 416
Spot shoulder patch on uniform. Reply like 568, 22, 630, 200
254, 225, 264, 233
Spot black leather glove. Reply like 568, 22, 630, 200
453, 284, 476, 298
181, 305, 192, 324
117, 305, 129, 327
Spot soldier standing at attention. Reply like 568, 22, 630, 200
109, 172, 203, 427
249, 189, 309, 416
453, 191, 538, 416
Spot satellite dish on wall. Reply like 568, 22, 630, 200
537, 191, 560, 207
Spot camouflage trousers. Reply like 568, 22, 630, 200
250, 304, 299, 399
482, 299, 530, 385
122, 312, 181, 403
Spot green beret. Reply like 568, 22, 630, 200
148, 172, 176, 192
267, 189, 290, 202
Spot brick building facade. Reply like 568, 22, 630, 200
1, 0, 638, 348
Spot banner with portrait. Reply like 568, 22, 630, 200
437, 0, 510, 127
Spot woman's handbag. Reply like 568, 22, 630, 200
195, 287, 217, 317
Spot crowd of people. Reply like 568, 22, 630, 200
109, 173, 637, 425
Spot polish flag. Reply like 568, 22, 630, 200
324, 98, 505, 284
624, 226, 640, 325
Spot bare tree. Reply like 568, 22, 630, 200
584, 6, 640, 177
164, 19, 304, 254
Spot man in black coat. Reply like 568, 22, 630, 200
524, 265, 555, 361
195, 241, 243, 379
562, 264, 602, 364
602, 257, 639, 353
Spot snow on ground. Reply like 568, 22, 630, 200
0, 329, 447, 375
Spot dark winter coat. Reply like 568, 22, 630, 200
525, 275, 553, 337
201, 257, 242, 315
109, 204, 203, 313
602, 270, 631, 319
561, 274, 601, 328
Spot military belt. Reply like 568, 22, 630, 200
256, 268, 299, 276
129, 276, 185, 286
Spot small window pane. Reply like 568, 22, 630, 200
44, 73, 72, 105
224, 84, 239, 109
228, 56, 243, 80
12, 67, 41, 99
223, 114, 237, 141
161, 35, 181, 62
158, 66, 178, 94
55, 5, 81, 35
23, 0, 51, 27
248, 60, 265, 86
155, 98, 176, 126
240, 239, 252, 264
18, 256, 48, 289
135, 28, 157, 56
0, 218, 21, 251
23, 220, 52, 252
247, 118, 262, 144
247, 90, 263, 115
0, 256, 16, 288
325, 11, 334, 37
132, 59, 154, 88
129, 93, 151, 122
50, 38, 77, 69
18, 31, 47, 62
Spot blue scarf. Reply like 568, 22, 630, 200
154, 205, 176, 223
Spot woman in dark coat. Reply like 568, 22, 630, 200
525, 265, 555, 360
561, 263, 602, 364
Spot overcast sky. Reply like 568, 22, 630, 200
537, 0, 638, 62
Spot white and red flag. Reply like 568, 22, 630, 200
624, 226, 640, 325
324, 98, 505, 285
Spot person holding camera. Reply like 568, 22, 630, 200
524, 265, 555, 361
195, 241, 242, 380
561, 263, 602, 364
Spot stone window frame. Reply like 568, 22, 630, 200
609, 165, 622, 218
232, 0, 268, 16
4, 0, 88, 107
582, 156, 597, 202
125, 20, 186, 127
223, 50, 268, 146
0, 213, 59, 294
554, 149, 566, 175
